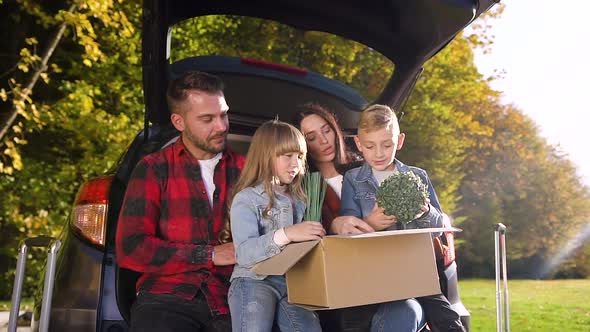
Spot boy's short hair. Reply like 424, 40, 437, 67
358, 104, 400, 135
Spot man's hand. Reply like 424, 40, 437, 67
212, 242, 236, 266
284, 221, 326, 242
364, 204, 396, 231
330, 216, 375, 235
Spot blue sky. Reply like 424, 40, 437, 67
473, 0, 590, 185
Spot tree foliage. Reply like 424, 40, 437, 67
458, 103, 590, 277
0, 0, 143, 297
171, 16, 393, 101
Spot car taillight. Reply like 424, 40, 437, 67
70, 176, 113, 248
442, 214, 456, 268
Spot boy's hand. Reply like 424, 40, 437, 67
285, 221, 326, 242
330, 216, 375, 235
414, 198, 431, 219
212, 242, 236, 266
364, 204, 396, 231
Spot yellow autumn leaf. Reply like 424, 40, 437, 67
83, 59, 93, 67
25, 37, 38, 45
50, 63, 63, 73
17, 63, 29, 73
40, 72, 50, 84
19, 48, 31, 57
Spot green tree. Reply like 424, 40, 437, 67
171, 16, 393, 101
0, 0, 142, 298
398, 36, 499, 214
457, 103, 590, 278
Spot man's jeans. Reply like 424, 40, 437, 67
228, 276, 321, 332
129, 291, 231, 332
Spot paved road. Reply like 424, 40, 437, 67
0, 311, 32, 332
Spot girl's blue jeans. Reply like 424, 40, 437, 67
228, 276, 321, 332
228, 276, 426, 332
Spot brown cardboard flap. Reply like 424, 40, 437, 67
328, 227, 462, 239
251, 240, 320, 275
286, 242, 329, 306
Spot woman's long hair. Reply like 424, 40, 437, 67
293, 103, 362, 174
219, 119, 307, 243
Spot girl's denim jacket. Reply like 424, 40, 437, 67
340, 160, 443, 231
230, 183, 305, 281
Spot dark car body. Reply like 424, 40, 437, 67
28, 1, 499, 331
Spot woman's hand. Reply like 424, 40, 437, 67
284, 221, 326, 242
364, 204, 396, 231
329, 216, 375, 235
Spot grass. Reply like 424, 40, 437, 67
1, 280, 590, 331
0, 298, 33, 312
459, 279, 590, 331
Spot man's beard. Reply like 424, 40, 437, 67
187, 129, 227, 154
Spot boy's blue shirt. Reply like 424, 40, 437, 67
230, 182, 306, 281
340, 159, 443, 231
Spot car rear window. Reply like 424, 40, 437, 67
170, 15, 393, 102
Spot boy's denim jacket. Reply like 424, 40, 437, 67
230, 183, 305, 281
340, 159, 443, 231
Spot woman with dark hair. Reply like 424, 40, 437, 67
293, 103, 354, 173
294, 103, 427, 332
294, 103, 373, 235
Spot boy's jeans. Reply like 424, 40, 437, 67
228, 276, 321, 332
320, 299, 426, 332
372, 299, 427, 332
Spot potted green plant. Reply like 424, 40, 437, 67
376, 172, 429, 229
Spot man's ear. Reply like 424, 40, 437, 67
397, 133, 406, 150
171, 113, 185, 132
354, 135, 363, 152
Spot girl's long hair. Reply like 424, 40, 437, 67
219, 119, 307, 243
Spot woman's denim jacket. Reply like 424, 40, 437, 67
340, 160, 443, 231
230, 183, 305, 281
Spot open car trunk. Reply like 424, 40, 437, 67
143, 0, 499, 125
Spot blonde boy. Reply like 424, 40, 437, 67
340, 104, 442, 230
340, 104, 467, 332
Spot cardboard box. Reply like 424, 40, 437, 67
252, 228, 460, 310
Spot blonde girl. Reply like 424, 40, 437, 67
227, 119, 324, 332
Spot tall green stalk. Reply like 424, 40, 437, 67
302, 172, 327, 221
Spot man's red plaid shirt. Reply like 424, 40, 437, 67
116, 138, 245, 316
